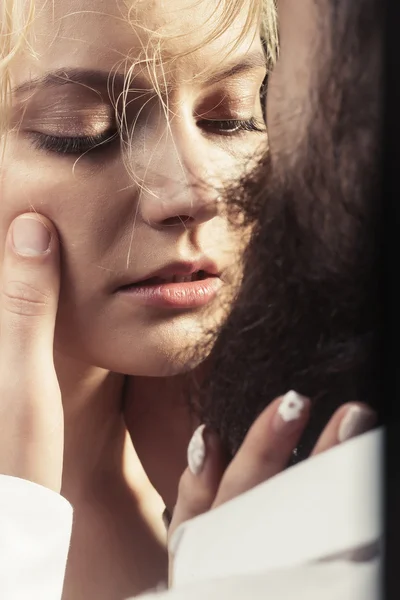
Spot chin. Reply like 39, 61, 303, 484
114, 350, 204, 377
79, 345, 207, 377
55, 323, 213, 378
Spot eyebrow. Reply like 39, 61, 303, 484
13, 51, 267, 96
13, 69, 127, 96
202, 51, 268, 85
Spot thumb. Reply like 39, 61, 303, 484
0, 214, 63, 492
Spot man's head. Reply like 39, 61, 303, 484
201, 0, 383, 459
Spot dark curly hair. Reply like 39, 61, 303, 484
197, 0, 383, 462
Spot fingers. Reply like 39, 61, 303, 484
1, 215, 59, 361
0, 214, 63, 491
169, 426, 227, 540
170, 390, 310, 534
310, 402, 376, 456
169, 393, 376, 571
212, 391, 311, 508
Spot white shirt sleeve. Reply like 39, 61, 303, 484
0, 475, 73, 600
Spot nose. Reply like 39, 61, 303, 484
138, 126, 220, 229
140, 186, 220, 228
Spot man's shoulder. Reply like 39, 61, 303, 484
144, 557, 380, 600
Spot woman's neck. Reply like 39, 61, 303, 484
54, 356, 169, 599
53, 352, 201, 517
54, 352, 126, 503
124, 373, 200, 511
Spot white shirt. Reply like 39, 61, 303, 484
0, 429, 382, 600
0, 476, 72, 600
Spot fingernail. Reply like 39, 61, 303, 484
272, 390, 309, 434
338, 405, 376, 443
187, 424, 206, 475
12, 216, 51, 256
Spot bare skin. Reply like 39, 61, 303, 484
0, 1, 267, 597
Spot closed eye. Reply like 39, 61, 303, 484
29, 128, 119, 155
197, 117, 266, 136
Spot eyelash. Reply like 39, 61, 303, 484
198, 117, 266, 136
31, 130, 118, 155
31, 117, 265, 156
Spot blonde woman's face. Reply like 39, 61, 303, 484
0, 0, 267, 376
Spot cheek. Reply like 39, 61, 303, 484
0, 143, 131, 263
211, 221, 248, 262
197, 216, 249, 291
207, 136, 268, 185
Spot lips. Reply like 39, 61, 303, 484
115, 262, 222, 309
122, 269, 213, 288
115, 261, 220, 291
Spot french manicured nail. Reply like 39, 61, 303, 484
338, 405, 376, 443
187, 424, 206, 475
272, 390, 309, 434
12, 216, 51, 256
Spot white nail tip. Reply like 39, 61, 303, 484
337, 405, 373, 443
187, 424, 206, 475
278, 390, 306, 422
338, 406, 359, 442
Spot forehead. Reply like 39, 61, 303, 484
12, 0, 261, 85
